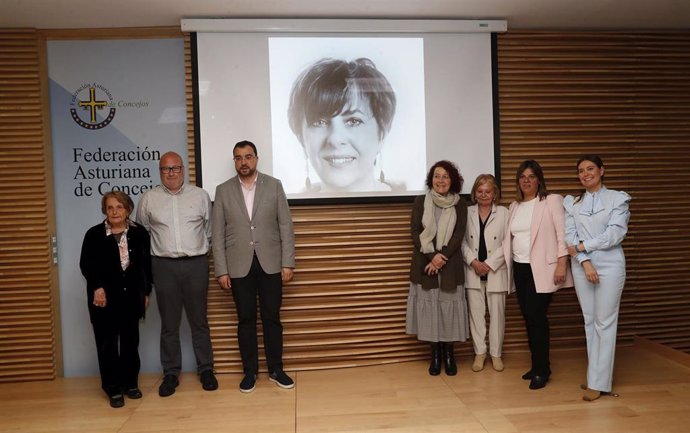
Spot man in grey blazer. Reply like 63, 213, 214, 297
212, 140, 295, 393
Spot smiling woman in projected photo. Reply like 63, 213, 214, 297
288, 57, 399, 192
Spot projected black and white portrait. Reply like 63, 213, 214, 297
287, 57, 397, 193
195, 30, 496, 201
269, 37, 427, 197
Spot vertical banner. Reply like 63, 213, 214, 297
47, 39, 192, 376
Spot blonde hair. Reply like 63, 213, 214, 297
470, 174, 500, 205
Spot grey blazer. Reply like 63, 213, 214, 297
212, 172, 295, 278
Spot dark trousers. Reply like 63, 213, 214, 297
92, 315, 140, 396
231, 254, 284, 375
513, 262, 553, 376
152, 255, 214, 376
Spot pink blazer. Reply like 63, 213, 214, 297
503, 194, 573, 293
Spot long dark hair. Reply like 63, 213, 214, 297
425, 160, 463, 194
574, 154, 605, 203
515, 159, 549, 202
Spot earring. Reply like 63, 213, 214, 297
375, 154, 386, 183
304, 158, 312, 190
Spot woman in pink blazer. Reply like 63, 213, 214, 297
503, 160, 572, 390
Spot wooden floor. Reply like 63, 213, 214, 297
2, 339, 689, 433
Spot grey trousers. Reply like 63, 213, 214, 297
152, 255, 213, 376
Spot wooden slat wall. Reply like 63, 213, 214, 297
2, 29, 689, 382
192, 32, 690, 372
497, 32, 690, 354
0, 29, 56, 381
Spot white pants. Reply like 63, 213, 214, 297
573, 261, 625, 393
467, 281, 506, 357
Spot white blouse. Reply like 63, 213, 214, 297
511, 197, 537, 263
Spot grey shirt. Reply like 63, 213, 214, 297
136, 184, 212, 258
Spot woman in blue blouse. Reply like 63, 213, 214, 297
564, 155, 631, 401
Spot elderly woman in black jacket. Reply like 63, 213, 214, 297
80, 191, 151, 408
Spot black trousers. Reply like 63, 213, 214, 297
91, 314, 140, 396
231, 254, 284, 375
513, 262, 553, 377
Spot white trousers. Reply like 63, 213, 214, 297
467, 281, 506, 357
572, 262, 625, 393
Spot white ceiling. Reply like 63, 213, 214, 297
1, 0, 690, 30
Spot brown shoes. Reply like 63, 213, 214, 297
472, 354, 487, 372
583, 388, 602, 401
491, 356, 504, 372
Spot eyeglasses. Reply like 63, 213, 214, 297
519, 174, 537, 181
433, 174, 450, 181
233, 154, 256, 162
160, 165, 183, 174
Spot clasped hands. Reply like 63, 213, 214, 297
470, 259, 491, 277
424, 253, 448, 276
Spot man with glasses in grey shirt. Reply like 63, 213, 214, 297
137, 151, 217, 397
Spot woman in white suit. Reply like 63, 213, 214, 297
462, 174, 510, 372
564, 155, 630, 401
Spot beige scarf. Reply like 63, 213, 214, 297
419, 190, 459, 254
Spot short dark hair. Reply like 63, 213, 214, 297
425, 160, 463, 194
233, 140, 257, 156
515, 159, 549, 201
101, 190, 134, 216
288, 57, 396, 143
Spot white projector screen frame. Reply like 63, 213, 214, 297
188, 19, 505, 203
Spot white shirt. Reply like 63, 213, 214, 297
239, 173, 258, 219
136, 184, 212, 258
511, 197, 537, 263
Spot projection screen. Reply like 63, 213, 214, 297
184, 19, 506, 202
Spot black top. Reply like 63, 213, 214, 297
478, 213, 488, 281
80, 221, 152, 322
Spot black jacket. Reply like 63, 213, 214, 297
80, 221, 152, 322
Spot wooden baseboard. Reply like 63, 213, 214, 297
634, 336, 690, 368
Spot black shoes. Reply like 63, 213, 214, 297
529, 375, 550, 390
442, 342, 457, 376
269, 370, 295, 389
428, 343, 441, 376
239, 373, 257, 393
125, 388, 142, 399
158, 374, 179, 397
239, 370, 293, 392
522, 369, 551, 381
200, 370, 218, 391
109, 393, 125, 408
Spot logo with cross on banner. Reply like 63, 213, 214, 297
70, 83, 116, 130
